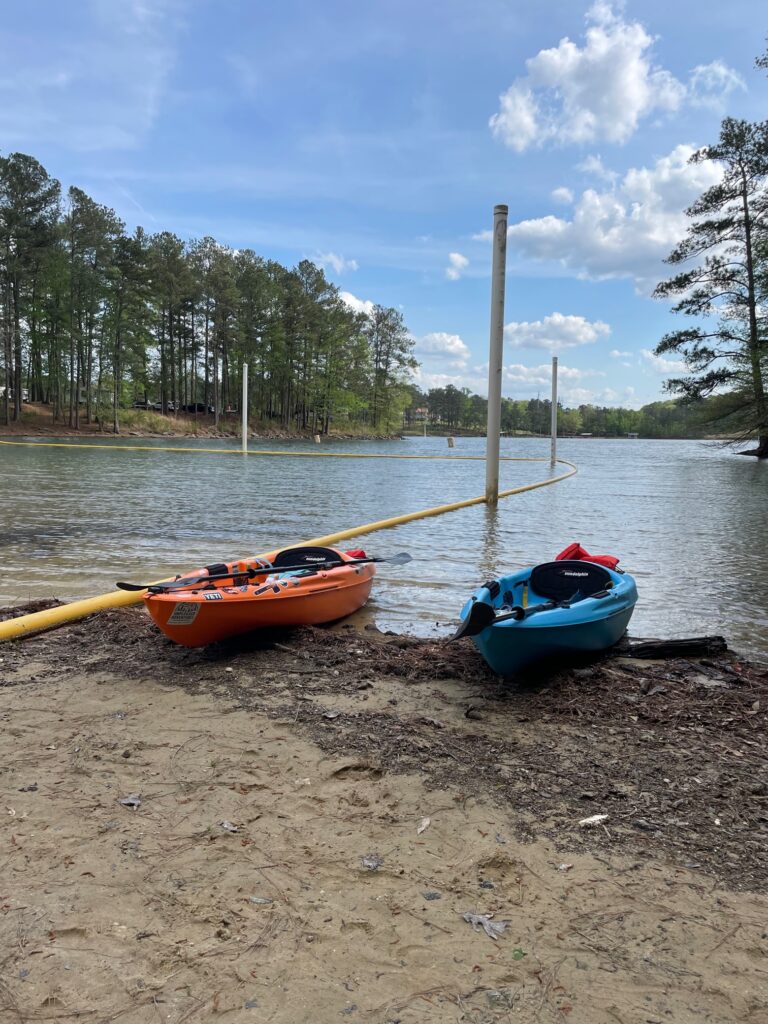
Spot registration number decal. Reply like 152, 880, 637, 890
167, 602, 201, 625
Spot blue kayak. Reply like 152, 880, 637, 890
455, 559, 638, 676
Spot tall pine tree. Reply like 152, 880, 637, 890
654, 118, 768, 457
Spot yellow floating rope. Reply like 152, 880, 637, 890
1, 438, 548, 462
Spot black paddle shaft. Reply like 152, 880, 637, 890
452, 587, 611, 641
117, 551, 412, 593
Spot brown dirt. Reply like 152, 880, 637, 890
1, 605, 767, 1023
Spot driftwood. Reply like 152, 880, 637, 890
613, 635, 728, 659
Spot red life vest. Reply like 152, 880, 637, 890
555, 542, 620, 570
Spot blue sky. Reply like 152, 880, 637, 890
1, 0, 765, 408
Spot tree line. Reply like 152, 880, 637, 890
0, 155, 416, 433
405, 384, 724, 439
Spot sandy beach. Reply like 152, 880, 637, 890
1, 605, 767, 1023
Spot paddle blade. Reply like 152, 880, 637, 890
451, 601, 497, 640
381, 551, 412, 566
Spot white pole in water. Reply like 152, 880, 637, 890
242, 362, 248, 455
485, 204, 508, 504
550, 355, 558, 463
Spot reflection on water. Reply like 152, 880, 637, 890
1, 436, 766, 660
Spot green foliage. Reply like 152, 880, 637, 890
0, 153, 415, 435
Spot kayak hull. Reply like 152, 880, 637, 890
144, 548, 374, 647
459, 563, 638, 676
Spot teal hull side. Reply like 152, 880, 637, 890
473, 603, 635, 675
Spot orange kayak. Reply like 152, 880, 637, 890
143, 546, 375, 647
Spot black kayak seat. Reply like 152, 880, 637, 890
271, 545, 343, 569
529, 560, 612, 602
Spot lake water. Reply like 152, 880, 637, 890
1, 435, 766, 660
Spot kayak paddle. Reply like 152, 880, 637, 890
117, 551, 412, 593
452, 588, 611, 640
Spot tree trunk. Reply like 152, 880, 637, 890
739, 168, 768, 458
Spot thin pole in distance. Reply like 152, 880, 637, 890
242, 362, 249, 455
550, 355, 558, 464
485, 204, 508, 504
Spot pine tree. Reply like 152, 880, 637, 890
654, 118, 768, 457
0, 154, 60, 424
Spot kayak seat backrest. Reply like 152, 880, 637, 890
272, 545, 343, 569
529, 560, 612, 602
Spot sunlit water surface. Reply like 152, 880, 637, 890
1, 435, 766, 660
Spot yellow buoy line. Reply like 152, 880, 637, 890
3, 438, 546, 462
0, 441, 577, 642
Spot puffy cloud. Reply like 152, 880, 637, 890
489, 2, 740, 151
339, 290, 374, 315
313, 251, 358, 275
689, 60, 746, 109
410, 368, 477, 392
412, 331, 471, 368
577, 154, 618, 184
504, 312, 610, 351
505, 144, 722, 288
641, 349, 687, 374
551, 186, 574, 204
563, 385, 640, 408
504, 362, 603, 387
445, 252, 469, 281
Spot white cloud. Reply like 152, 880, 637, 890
410, 368, 471, 391
313, 251, 359, 275
564, 384, 640, 408
339, 291, 375, 316
577, 154, 618, 184
551, 187, 574, 204
412, 332, 471, 369
445, 252, 469, 281
689, 60, 746, 110
504, 312, 610, 351
504, 362, 603, 387
641, 349, 687, 374
610, 348, 632, 358
505, 144, 722, 288
489, 2, 740, 151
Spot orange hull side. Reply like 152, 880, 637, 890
144, 548, 374, 647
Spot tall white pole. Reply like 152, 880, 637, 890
485, 204, 508, 504
550, 355, 558, 464
242, 362, 248, 455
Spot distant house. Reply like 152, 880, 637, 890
626, 432, 639, 439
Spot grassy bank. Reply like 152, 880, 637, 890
0, 404, 399, 440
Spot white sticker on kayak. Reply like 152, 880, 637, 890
167, 602, 201, 625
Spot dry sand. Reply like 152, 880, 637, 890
1, 607, 767, 1023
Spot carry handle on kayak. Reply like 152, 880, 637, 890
451, 588, 611, 641
116, 551, 412, 593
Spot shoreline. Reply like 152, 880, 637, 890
0, 402, 738, 442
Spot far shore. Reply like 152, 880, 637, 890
0, 402, 735, 443
0, 403, 396, 442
